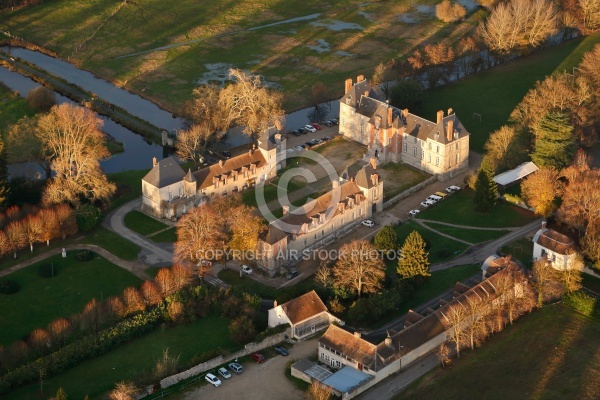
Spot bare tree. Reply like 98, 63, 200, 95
109, 381, 138, 400
436, 0, 467, 23
436, 343, 451, 367
36, 103, 116, 205
305, 381, 332, 400
80, 298, 103, 334
0, 230, 9, 258
442, 303, 468, 358
463, 294, 490, 350
105, 296, 126, 322
54, 204, 77, 239
314, 263, 333, 288
153, 348, 180, 381
5, 220, 26, 258
155, 268, 175, 296
484, 125, 528, 171
171, 264, 193, 291
38, 207, 59, 246
24, 214, 44, 252
581, 218, 600, 269
140, 280, 162, 306
175, 123, 214, 168
174, 205, 226, 267
218, 69, 285, 138
578, 0, 600, 32
28, 328, 51, 356
559, 256, 584, 293
520, 168, 561, 217
227, 203, 265, 262
531, 259, 562, 307
47, 318, 72, 347
122, 287, 145, 315
456, 36, 480, 78
556, 169, 600, 236
332, 240, 386, 297
185, 83, 225, 132
371, 62, 396, 98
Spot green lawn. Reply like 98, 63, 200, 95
4, 315, 235, 400
422, 222, 511, 244
500, 237, 535, 268
380, 163, 431, 200
582, 274, 600, 294
106, 169, 148, 211
394, 221, 469, 265
400, 304, 600, 400
0, 83, 36, 134
421, 32, 600, 153
419, 189, 538, 228
82, 226, 141, 261
0, 252, 141, 345
124, 210, 169, 236
149, 227, 178, 243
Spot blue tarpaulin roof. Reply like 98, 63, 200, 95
321, 366, 373, 393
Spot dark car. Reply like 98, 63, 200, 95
286, 268, 298, 279
298, 128, 307, 134
322, 136, 331, 142
323, 120, 334, 127
250, 353, 265, 363
274, 346, 289, 356
221, 150, 231, 159
291, 130, 301, 136
331, 118, 339, 125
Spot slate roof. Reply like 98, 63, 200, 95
193, 150, 267, 190
280, 290, 328, 324
142, 157, 186, 188
341, 78, 382, 109
533, 229, 577, 255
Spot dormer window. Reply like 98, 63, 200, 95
346, 97, 352, 105
374, 116, 381, 129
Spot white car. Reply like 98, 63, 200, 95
427, 195, 442, 202
218, 367, 231, 379
294, 145, 304, 152
304, 124, 317, 132
362, 219, 375, 228
409, 209, 420, 216
420, 201, 430, 208
205, 373, 222, 387
241, 265, 253, 274
445, 185, 461, 193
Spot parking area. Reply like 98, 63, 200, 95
180, 339, 318, 400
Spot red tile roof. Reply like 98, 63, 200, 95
281, 290, 328, 324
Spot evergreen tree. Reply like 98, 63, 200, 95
0, 137, 10, 208
397, 231, 430, 285
531, 111, 577, 169
374, 225, 397, 252
474, 160, 498, 212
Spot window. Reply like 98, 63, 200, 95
360, 125, 363, 134
428, 154, 431, 163
342, 118, 345, 126
435, 157, 439, 166
436, 145, 440, 154
413, 147, 417, 156
421, 151, 425, 160
456, 154, 459, 164
403, 143, 407, 152
456, 142, 459, 150
428, 142, 432, 150
388, 138, 391, 145
414, 137, 417, 143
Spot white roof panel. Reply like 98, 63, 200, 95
493, 162, 539, 186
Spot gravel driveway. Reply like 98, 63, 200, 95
181, 338, 318, 400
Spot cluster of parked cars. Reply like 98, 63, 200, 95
409, 185, 461, 216
302, 136, 331, 149
290, 119, 339, 136
205, 347, 290, 388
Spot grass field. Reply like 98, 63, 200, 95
124, 210, 169, 236
421, 32, 600, 153
0, 0, 485, 112
422, 222, 511, 244
0, 83, 35, 134
419, 189, 538, 228
400, 304, 600, 400
106, 168, 148, 211
149, 227, 178, 243
0, 252, 141, 345
500, 237, 535, 268
3, 315, 235, 400
82, 225, 141, 261
394, 221, 469, 265
379, 163, 430, 200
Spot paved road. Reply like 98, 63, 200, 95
103, 198, 174, 266
0, 243, 151, 280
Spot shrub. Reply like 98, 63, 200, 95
38, 263, 58, 278
0, 279, 20, 295
436, 248, 451, 259
26, 86, 56, 111
436, 0, 467, 23
564, 292, 599, 319
75, 249, 94, 262
228, 315, 256, 344
76, 204, 102, 232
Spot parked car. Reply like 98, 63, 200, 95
312, 123, 323, 130
205, 373, 222, 387
362, 219, 375, 228
445, 185, 461, 193
286, 268, 299, 279
304, 125, 317, 132
434, 191, 448, 199
218, 367, 231, 379
322, 136, 331, 142
291, 130, 301, 136
221, 150, 231, 159
420, 201, 431, 208
228, 362, 243, 374
409, 209, 420, 216
298, 128, 307, 134
241, 265, 253, 274
250, 353, 265, 363
323, 120, 334, 127
274, 346, 289, 356
331, 118, 339, 125
427, 195, 441, 203
294, 145, 304, 152
424, 199, 436, 206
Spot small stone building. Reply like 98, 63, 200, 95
532, 221, 579, 270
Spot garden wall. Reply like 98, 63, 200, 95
159, 329, 289, 388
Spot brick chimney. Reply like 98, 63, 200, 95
388, 107, 393, 126
448, 107, 454, 115
273, 300, 277, 307
357, 74, 365, 83
541, 220, 547, 230
437, 110, 444, 124
402, 108, 409, 118
248, 149, 253, 156
152, 157, 157, 167
369, 157, 377, 170
446, 119, 454, 142
345, 78, 353, 94
332, 180, 339, 189
354, 331, 361, 338
218, 159, 224, 167
364, 90, 369, 97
